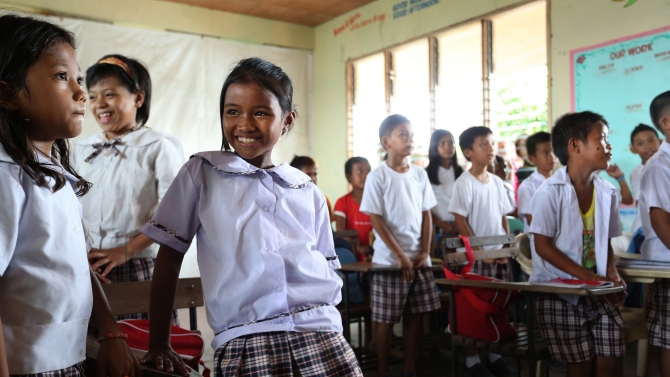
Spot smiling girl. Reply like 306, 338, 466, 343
72, 55, 184, 323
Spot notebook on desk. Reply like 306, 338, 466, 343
531, 278, 614, 289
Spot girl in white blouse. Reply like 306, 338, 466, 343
72, 55, 184, 323
140, 58, 362, 377
0, 14, 139, 376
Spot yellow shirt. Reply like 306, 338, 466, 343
580, 189, 596, 270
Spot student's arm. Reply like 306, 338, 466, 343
335, 216, 346, 232
432, 212, 455, 235
606, 165, 633, 205
140, 246, 190, 376
0, 318, 7, 377
606, 240, 627, 307
88, 234, 154, 278
89, 271, 142, 377
650, 208, 670, 250
413, 210, 433, 269
526, 214, 533, 226
369, 213, 414, 282
534, 234, 598, 281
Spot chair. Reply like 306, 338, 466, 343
437, 234, 625, 377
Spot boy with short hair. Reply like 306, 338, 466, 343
517, 131, 555, 231
529, 111, 626, 377
640, 90, 670, 376
360, 114, 440, 377
290, 155, 335, 222
629, 123, 662, 232
334, 156, 373, 259
448, 126, 516, 377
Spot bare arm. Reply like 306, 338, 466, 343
432, 212, 455, 235
413, 211, 433, 268
651, 207, 670, 250
534, 234, 596, 281
369, 213, 413, 282
526, 214, 533, 226
0, 318, 7, 377
89, 234, 155, 277
618, 179, 634, 205
334, 215, 346, 232
140, 245, 189, 376
502, 214, 510, 234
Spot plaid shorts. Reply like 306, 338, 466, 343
106, 257, 179, 326
370, 268, 441, 324
536, 294, 625, 363
470, 260, 510, 281
214, 331, 363, 377
10, 363, 85, 377
646, 278, 670, 349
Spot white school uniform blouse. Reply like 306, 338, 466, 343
630, 163, 644, 231
359, 162, 437, 266
0, 145, 93, 374
430, 166, 456, 222
528, 167, 621, 304
142, 151, 342, 350
517, 170, 547, 232
639, 142, 670, 261
447, 171, 515, 250
72, 128, 184, 258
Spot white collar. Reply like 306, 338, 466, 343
0, 143, 78, 187
75, 127, 163, 147
545, 166, 614, 192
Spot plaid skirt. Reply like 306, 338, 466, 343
10, 363, 85, 377
646, 278, 670, 349
370, 268, 441, 324
471, 260, 510, 281
214, 331, 363, 377
106, 257, 179, 326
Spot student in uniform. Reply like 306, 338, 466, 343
290, 155, 335, 222
360, 114, 440, 377
628, 123, 662, 232
334, 156, 373, 259
529, 111, 626, 377
140, 58, 362, 376
448, 126, 516, 377
639, 90, 670, 377
517, 131, 555, 231
0, 14, 140, 377
425, 129, 463, 237
72, 55, 184, 323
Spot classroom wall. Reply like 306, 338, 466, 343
0, 0, 314, 49
313, 0, 670, 202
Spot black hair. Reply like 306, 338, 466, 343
526, 131, 551, 157
290, 155, 316, 170
458, 126, 492, 161
426, 129, 463, 185
86, 54, 152, 127
0, 14, 90, 196
345, 156, 369, 176
219, 58, 294, 151
551, 111, 608, 166
650, 90, 670, 132
379, 114, 410, 140
630, 123, 659, 144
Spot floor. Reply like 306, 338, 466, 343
178, 307, 660, 376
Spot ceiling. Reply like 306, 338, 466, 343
162, 0, 377, 26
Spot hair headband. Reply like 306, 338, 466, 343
97, 57, 133, 79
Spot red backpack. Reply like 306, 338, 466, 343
118, 320, 210, 376
442, 236, 519, 342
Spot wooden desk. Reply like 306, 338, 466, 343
435, 279, 625, 296
618, 267, 670, 283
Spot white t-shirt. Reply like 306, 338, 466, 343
447, 170, 515, 250
430, 166, 456, 222
630, 163, 644, 231
640, 142, 670, 261
360, 162, 437, 266
517, 170, 547, 231
0, 145, 93, 374
72, 128, 184, 259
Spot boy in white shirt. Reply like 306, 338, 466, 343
517, 131, 555, 231
360, 114, 440, 377
529, 111, 626, 377
629, 123, 662, 232
447, 126, 515, 377
639, 90, 670, 376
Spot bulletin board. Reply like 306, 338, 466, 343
571, 25, 670, 180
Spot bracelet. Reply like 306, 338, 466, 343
593, 273, 601, 281
98, 332, 128, 342
616, 176, 625, 183
123, 244, 129, 262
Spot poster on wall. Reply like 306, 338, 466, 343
571, 25, 670, 230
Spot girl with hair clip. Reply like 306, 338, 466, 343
72, 55, 184, 323
0, 14, 140, 377
140, 57, 363, 377
426, 129, 463, 237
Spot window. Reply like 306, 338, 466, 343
347, 1, 548, 164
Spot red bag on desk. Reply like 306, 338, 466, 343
442, 236, 519, 342
118, 320, 209, 376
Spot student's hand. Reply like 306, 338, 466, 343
606, 164, 624, 179
494, 258, 509, 265
141, 345, 191, 377
396, 253, 414, 282
606, 269, 628, 307
97, 338, 142, 377
93, 269, 111, 284
412, 252, 429, 269
88, 247, 127, 277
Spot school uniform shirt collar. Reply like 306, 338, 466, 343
75, 127, 163, 148
528, 170, 546, 185
659, 141, 670, 159
191, 151, 312, 189
0, 143, 78, 188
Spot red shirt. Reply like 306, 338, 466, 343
333, 193, 373, 246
